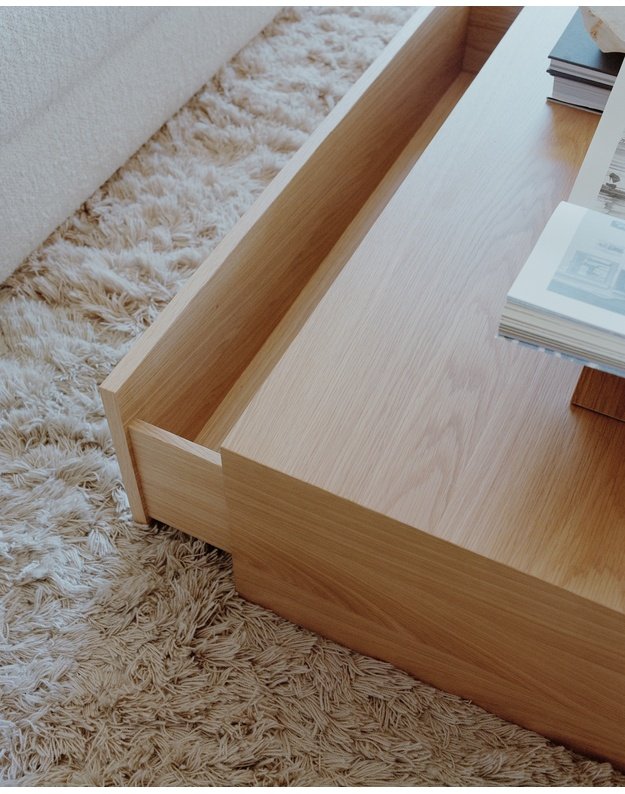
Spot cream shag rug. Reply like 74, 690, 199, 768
0, 7, 623, 786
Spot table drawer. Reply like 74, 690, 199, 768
101, 6, 519, 545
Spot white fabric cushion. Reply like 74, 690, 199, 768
0, 8, 162, 142
0, 7, 277, 282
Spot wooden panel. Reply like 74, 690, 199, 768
223, 8, 610, 605
195, 72, 475, 450
130, 420, 230, 552
101, 388, 147, 523
438, 379, 625, 613
100, 7, 469, 521
463, 6, 524, 73
222, 450, 625, 768
222, 7, 625, 765
571, 366, 625, 422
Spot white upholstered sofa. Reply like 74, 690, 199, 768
0, 7, 277, 283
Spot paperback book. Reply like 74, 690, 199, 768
499, 65, 625, 375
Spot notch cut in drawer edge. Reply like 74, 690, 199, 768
129, 420, 231, 552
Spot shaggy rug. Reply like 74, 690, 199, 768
0, 6, 623, 786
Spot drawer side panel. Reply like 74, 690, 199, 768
463, 6, 523, 73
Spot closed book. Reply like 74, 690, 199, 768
548, 9, 623, 87
549, 74, 610, 113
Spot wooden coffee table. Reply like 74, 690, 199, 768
102, 7, 625, 767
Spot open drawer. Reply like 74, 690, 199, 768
100, 6, 520, 551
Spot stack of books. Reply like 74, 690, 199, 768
548, 9, 623, 113
499, 202, 625, 377
500, 61, 625, 376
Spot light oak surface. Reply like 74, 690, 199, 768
195, 72, 474, 450
223, 451, 625, 766
224, 8, 610, 610
462, 6, 523, 73
100, 387, 147, 522
222, 7, 625, 764
130, 420, 231, 552
100, 6, 468, 521
99, 4, 625, 768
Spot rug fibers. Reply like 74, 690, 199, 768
0, 6, 623, 786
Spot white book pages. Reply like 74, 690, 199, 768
570, 64, 625, 211
507, 201, 625, 337
499, 67, 625, 376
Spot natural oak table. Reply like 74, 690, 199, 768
102, 7, 625, 768
222, 9, 625, 766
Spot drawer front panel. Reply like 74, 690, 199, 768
130, 420, 230, 552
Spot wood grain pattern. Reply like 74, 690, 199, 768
463, 6, 524, 73
222, 451, 625, 767
224, 7, 608, 606
100, 6, 469, 521
194, 72, 475, 450
99, 5, 625, 767
225, 3, 604, 597
571, 366, 625, 422
222, 8, 625, 765
130, 421, 230, 551
100, 387, 147, 523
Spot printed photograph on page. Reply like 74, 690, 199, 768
548, 211, 625, 315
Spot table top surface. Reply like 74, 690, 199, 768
224, 7, 625, 614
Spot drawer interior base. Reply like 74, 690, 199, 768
194, 71, 475, 452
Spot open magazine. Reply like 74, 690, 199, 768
499, 63, 625, 376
